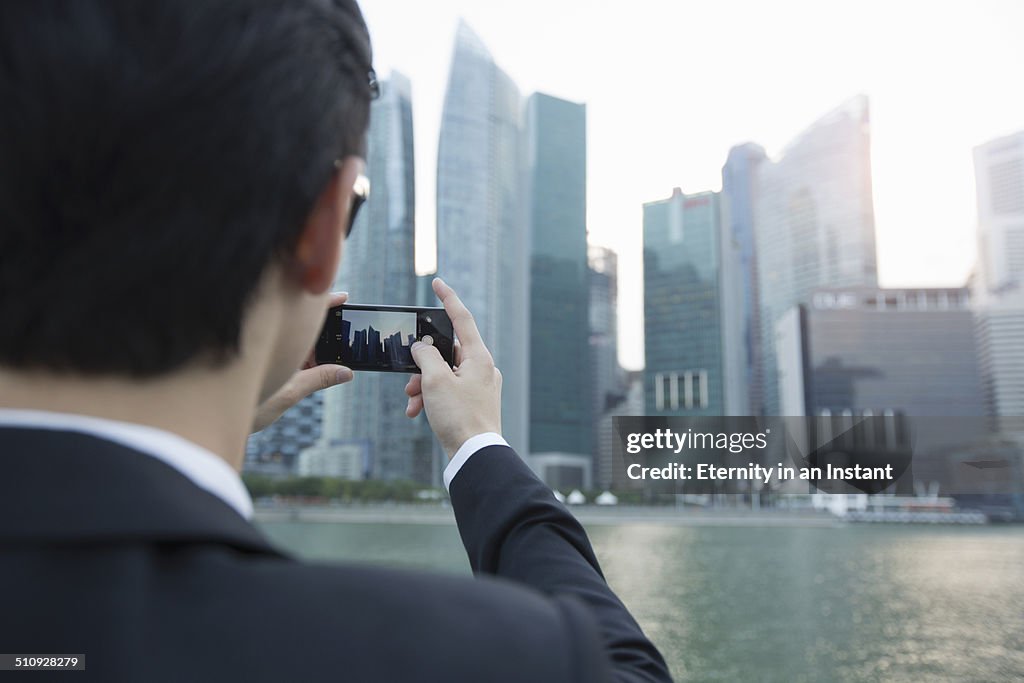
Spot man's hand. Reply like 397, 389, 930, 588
251, 292, 354, 434
405, 278, 502, 459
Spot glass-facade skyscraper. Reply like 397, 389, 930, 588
643, 189, 730, 416
300, 72, 433, 483
525, 93, 590, 458
722, 143, 768, 416
436, 21, 529, 453
755, 95, 879, 415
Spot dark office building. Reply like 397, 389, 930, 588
526, 92, 591, 458
773, 286, 999, 501
777, 287, 982, 416
776, 287, 987, 460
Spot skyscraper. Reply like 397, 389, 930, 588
973, 131, 1024, 302
971, 131, 1024, 431
525, 93, 590, 460
302, 72, 433, 483
643, 189, 744, 415
589, 245, 626, 490
722, 143, 768, 415
436, 21, 529, 453
416, 272, 437, 308
589, 245, 623, 422
975, 300, 1024, 425
755, 95, 879, 415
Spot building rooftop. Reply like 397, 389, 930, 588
809, 286, 971, 312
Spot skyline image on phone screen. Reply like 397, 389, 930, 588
315, 304, 455, 373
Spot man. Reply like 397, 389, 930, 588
0, 1, 672, 681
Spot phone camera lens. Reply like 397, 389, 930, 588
421, 335, 434, 346
424, 316, 432, 323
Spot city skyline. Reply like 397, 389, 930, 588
339, 310, 417, 345
342, 318, 417, 370
246, 6, 1024, 488
355, 0, 1024, 369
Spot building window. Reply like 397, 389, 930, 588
685, 370, 709, 409
655, 371, 681, 410
655, 370, 710, 410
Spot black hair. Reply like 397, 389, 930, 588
0, 0, 373, 376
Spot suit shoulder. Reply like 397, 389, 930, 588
163, 545, 600, 681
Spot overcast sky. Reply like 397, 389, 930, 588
356, 0, 1024, 370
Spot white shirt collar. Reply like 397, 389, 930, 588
0, 408, 253, 520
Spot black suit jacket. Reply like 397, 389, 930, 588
0, 427, 671, 682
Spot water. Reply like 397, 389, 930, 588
258, 519, 1024, 682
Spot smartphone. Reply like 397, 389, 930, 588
315, 303, 455, 373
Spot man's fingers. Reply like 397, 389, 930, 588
410, 340, 450, 377
284, 365, 353, 406
405, 374, 422, 397
432, 278, 489, 360
406, 394, 424, 418
299, 364, 353, 395
251, 364, 353, 434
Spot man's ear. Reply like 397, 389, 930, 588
290, 155, 364, 294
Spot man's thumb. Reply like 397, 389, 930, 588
410, 341, 447, 375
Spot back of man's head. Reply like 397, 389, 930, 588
0, 0, 372, 377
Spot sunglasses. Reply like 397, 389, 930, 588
348, 172, 370, 237
334, 160, 370, 238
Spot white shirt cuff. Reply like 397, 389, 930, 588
443, 432, 509, 492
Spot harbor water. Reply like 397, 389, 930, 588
258, 514, 1024, 681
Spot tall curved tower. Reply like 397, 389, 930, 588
435, 21, 528, 453
755, 95, 879, 415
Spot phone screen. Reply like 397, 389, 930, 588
316, 304, 454, 373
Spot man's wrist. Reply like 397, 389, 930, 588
443, 432, 508, 492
